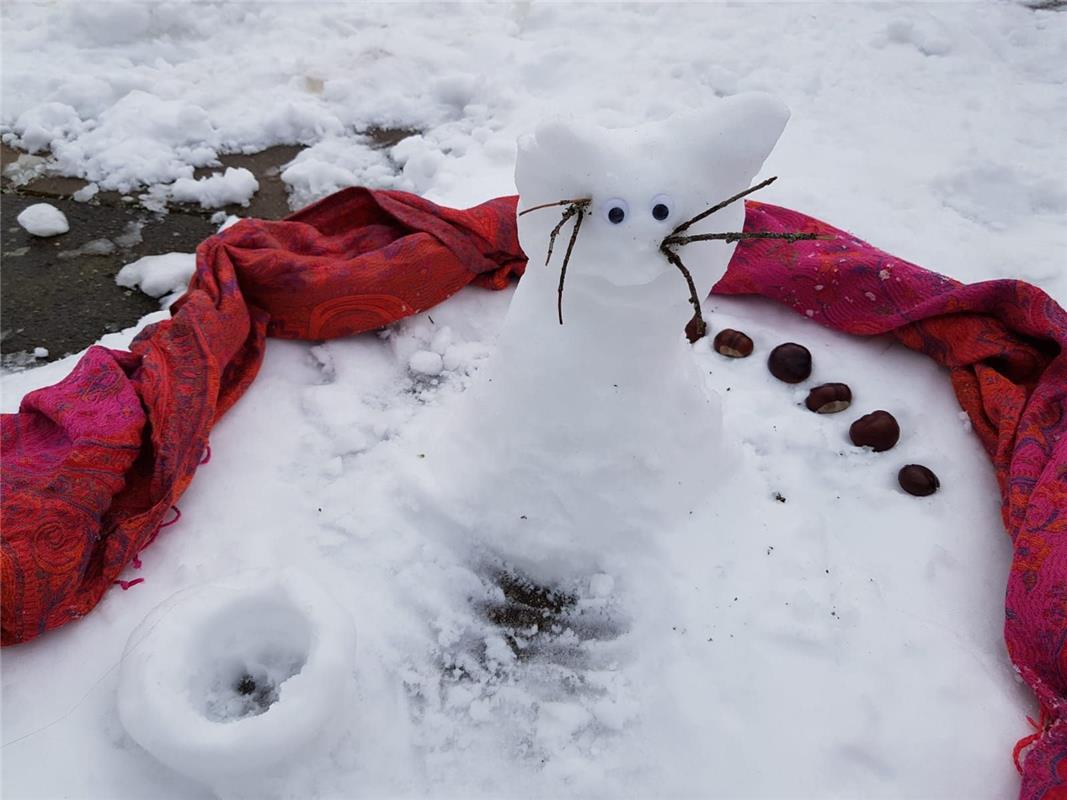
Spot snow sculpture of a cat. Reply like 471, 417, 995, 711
428, 94, 790, 582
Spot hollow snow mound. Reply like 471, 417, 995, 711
116, 569, 357, 792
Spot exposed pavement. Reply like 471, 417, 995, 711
1, 128, 415, 367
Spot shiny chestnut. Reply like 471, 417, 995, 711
849, 410, 900, 452
767, 343, 812, 383
898, 464, 940, 496
713, 329, 754, 358
805, 383, 852, 414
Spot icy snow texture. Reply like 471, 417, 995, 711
117, 570, 357, 795
15, 202, 69, 237
420, 96, 787, 582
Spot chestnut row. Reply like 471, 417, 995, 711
709, 329, 940, 497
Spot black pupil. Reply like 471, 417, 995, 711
607, 206, 625, 224
652, 203, 669, 221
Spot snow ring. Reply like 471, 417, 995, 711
117, 570, 357, 788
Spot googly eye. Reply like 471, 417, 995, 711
601, 198, 629, 225
650, 194, 673, 222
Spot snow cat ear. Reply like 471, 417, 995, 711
692, 93, 790, 189
515, 119, 605, 207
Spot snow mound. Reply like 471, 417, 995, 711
11, 102, 83, 153
116, 252, 195, 302
167, 167, 259, 209
117, 569, 357, 793
16, 202, 69, 237
48, 91, 219, 194
281, 137, 401, 210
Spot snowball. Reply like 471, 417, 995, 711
116, 252, 195, 299
117, 570, 357, 793
32, 347, 48, 359
409, 350, 444, 376
16, 203, 69, 237
168, 167, 259, 209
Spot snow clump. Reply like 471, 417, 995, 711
116, 252, 195, 303
16, 203, 69, 237
167, 167, 259, 209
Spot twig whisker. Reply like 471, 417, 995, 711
664, 231, 827, 247
557, 205, 585, 325
659, 244, 706, 341
545, 204, 579, 266
670, 176, 778, 237
519, 197, 592, 216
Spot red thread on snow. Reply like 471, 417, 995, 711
1014, 705, 1052, 774
132, 506, 182, 571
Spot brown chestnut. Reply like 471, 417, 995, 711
713, 329, 754, 358
767, 343, 812, 383
849, 410, 900, 452
805, 383, 852, 414
898, 464, 940, 496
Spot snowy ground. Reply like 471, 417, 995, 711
2, 2, 1065, 799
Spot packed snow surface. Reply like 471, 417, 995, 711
1, 2, 1063, 799
1, 289, 1029, 800
15, 202, 69, 237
